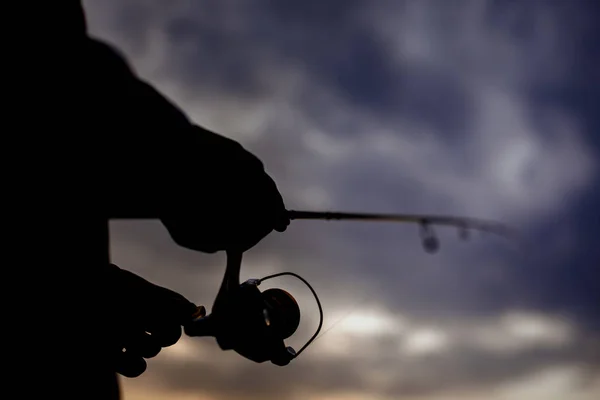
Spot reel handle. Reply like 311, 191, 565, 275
184, 305, 214, 337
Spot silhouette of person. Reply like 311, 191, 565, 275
31, 1, 290, 398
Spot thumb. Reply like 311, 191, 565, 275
147, 284, 199, 324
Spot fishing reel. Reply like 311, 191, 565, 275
182, 209, 514, 365
184, 251, 323, 366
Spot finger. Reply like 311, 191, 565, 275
115, 350, 147, 378
147, 323, 182, 348
273, 213, 290, 232
162, 215, 223, 253
148, 285, 199, 324
272, 201, 290, 232
137, 287, 195, 348
126, 332, 161, 359
254, 174, 289, 233
238, 219, 273, 252
268, 183, 289, 232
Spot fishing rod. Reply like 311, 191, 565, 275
286, 209, 514, 253
288, 209, 511, 230
184, 208, 515, 366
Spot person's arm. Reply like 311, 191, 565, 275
41, 0, 88, 41
80, 35, 287, 253
104, 80, 262, 220
81, 38, 259, 220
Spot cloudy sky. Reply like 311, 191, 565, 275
83, 0, 599, 399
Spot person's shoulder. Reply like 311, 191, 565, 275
78, 37, 139, 84
53, 0, 88, 37
85, 38, 136, 77
54, 0, 136, 77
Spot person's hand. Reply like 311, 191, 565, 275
160, 127, 290, 253
103, 264, 198, 378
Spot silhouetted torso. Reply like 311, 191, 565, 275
12, 2, 199, 398
11, 3, 287, 398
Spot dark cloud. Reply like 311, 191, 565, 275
85, 0, 600, 397
95, 0, 599, 324
131, 329, 600, 399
